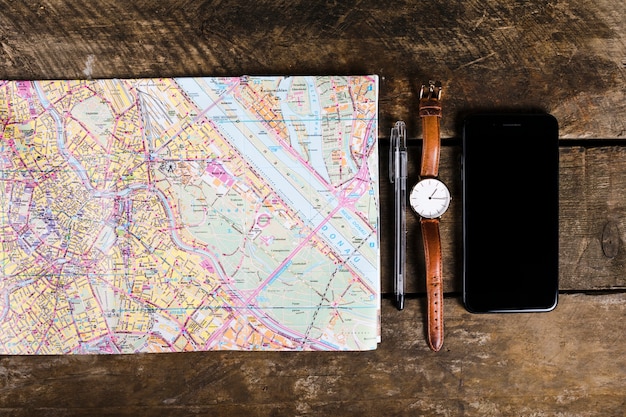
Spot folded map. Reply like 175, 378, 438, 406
0, 75, 380, 353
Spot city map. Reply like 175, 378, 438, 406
0, 76, 380, 353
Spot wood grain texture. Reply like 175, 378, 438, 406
1, 294, 625, 416
0, 0, 625, 415
0, 0, 624, 138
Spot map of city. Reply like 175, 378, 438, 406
0, 76, 380, 353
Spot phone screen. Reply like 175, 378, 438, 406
462, 114, 559, 313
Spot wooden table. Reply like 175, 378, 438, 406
1, 0, 625, 415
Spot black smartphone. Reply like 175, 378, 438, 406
462, 113, 559, 313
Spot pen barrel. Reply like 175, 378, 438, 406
393, 151, 407, 299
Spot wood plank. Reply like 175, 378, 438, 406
559, 146, 626, 290
0, 0, 623, 138
1, 294, 624, 416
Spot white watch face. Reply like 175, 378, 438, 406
409, 178, 451, 219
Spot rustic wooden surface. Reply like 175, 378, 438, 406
1, 0, 625, 416
2, 294, 625, 416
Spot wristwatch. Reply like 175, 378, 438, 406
408, 81, 449, 352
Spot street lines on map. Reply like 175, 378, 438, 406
162, 78, 332, 349
170, 76, 378, 349
175, 77, 377, 283
118, 78, 329, 349
0, 76, 379, 353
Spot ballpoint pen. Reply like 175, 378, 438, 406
389, 121, 407, 310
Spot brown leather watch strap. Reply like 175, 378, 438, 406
419, 81, 444, 352
419, 93, 442, 178
421, 217, 444, 352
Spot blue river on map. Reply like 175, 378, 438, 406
174, 77, 378, 286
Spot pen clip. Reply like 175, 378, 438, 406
389, 121, 407, 183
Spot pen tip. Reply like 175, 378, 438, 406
396, 296, 404, 311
